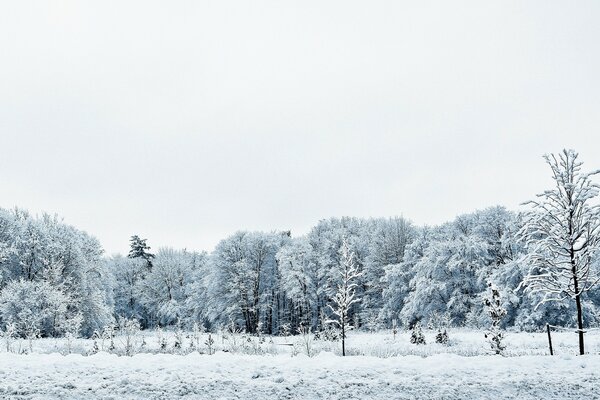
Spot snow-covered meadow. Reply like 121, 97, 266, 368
1, 329, 600, 399
7, 328, 600, 358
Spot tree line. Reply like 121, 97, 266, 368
0, 150, 599, 354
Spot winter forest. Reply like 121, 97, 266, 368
1, 149, 599, 356
4, 0, 600, 397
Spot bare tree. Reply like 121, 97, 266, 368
328, 237, 362, 356
520, 149, 600, 355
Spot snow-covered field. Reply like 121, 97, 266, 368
1, 329, 599, 399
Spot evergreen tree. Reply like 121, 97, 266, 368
484, 283, 507, 354
410, 321, 426, 345
128, 235, 155, 270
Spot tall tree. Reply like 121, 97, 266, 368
128, 235, 155, 270
328, 237, 362, 356
521, 149, 600, 355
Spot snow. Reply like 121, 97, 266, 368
0, 351, 599, 399
1, 330, 600, 399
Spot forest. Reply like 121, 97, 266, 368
0, 149, 599, 348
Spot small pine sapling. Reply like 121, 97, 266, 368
205, 333, 215, 355
91, 339, 99, 355
435, 329, 449, 345
91, 330, 101, 350
174, 326, 184, 352
410, 322, 426, 345
156, 327, 167, 352
484, 283, 507, 355
431, 312, 450, 345
103, 323, 117, 352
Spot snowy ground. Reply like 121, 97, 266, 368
1, 352, 600, 399
10, 328, 600, 357
0, 330, 599, 399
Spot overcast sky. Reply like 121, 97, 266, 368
1, 1, 599, 255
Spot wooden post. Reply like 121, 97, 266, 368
546, 324, 554, 356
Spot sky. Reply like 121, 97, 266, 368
1, 1, 599, 255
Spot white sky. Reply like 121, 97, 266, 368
1, 1, 599, 255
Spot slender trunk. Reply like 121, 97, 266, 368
569, 206, 585, 356
575, 291, 585, 355
571, 248, 585, 355
341, 311, 346, 356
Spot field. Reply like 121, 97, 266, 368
1, 329, 600, 399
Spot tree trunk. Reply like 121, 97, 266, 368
341, 312, 346, 356
575, 292, 585, 355
546, 324, 553, 355
571, 241, 585, 355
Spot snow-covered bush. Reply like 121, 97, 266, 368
297, 325, 315, 357
1, 322, 17, 352
118, 317, 141, 356
280, 323, 291, 338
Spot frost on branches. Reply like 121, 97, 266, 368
327, 237, 362, 356
520, 149, 600, 355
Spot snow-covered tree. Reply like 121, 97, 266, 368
306, 217, 369, 330
0, 279, 76, 337
399, 208, 520, 328
128, 235, 155, 270
206, 231, 287, 333
410, 321, 426, 345
380, 227, 429, 326
483, 283, 507, 355
106, 255, 148, 324
520, 149, 600, 355
276, 237, 325, 331
136, 248, 202, 326
0, 208, 113, 337
327, 237, 362, 356
362, 217, 413, 326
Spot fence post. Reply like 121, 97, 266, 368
546, 324, 553, 356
